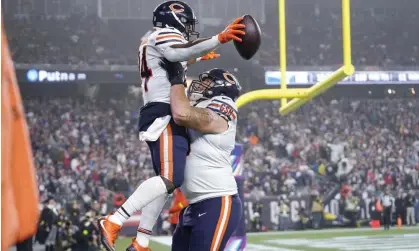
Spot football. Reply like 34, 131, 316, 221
234, 15, 261, 60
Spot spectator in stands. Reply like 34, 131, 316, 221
4, 0, 419, 67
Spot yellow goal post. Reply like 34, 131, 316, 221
236, 0, 355, 114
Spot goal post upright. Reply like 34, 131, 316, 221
235, 0, 354, 112
279, 0, 354, 115
279, 0, 287, 108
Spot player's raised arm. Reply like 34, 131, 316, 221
170, 85, 228, 134
161, 17, 245, 62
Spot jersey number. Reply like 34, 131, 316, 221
139, 45, 152, 91
220, 104, 234, 119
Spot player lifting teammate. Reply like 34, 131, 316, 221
160, 59, 243, 251
98, 1, 245, 251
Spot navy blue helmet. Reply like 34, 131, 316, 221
188, 69, 242, 104
153, 1, 199, 40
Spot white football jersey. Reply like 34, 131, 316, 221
138, 27, 188, 105
182, 96, 238, 204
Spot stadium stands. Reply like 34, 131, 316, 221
27, 96, 419, 210
5, 0, 419, 67
239, 99, 419, 199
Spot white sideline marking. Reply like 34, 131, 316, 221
265, 234, 419, 251
151, 227, 419, 249
247, 225, 419, 236
150, 237, 295, 251
245, 244, 301, 251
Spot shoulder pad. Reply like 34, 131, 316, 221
206, 96, 238, 121
155, 28, 185, 42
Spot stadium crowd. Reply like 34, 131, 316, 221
5, 14, 130, 66
27, 96, 419, 211
5, 0, 419, 67
240, 99, 419, 200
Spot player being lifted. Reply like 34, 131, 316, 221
98, 1, 245, 251
161, 59, 243, 251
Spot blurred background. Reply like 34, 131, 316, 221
3, 0, 419, 250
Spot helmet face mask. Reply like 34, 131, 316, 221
183, 20, 199, 40
187, 78, 213, 105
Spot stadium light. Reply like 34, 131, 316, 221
235, 0, 355, 113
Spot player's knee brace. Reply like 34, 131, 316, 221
160, 176, 176, 194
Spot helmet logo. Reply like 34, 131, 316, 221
223, 72, 236, 84
169, 3, 185, 13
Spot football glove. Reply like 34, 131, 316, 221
159, 59, 187, 87
200, 51, 221, 61
218, 17, 246, 44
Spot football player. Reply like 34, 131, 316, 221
98, 1, 245, 251
161, 59, 243, 251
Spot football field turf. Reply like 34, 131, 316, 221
116, 227, 419, 251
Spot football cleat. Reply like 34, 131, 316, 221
126, 238, 152, 251
98, 215, 122, 251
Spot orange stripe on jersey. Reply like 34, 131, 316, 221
210, 198, 225, 251
167, 124, 174, 181
159, 124, 174, 181
210, 196, 232, 251
218, 197, 232, 248
156, 34, 184, 41
159, 130, 165, 178
208, 103, 221, 107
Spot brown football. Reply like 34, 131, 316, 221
234, 15, 261, 60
